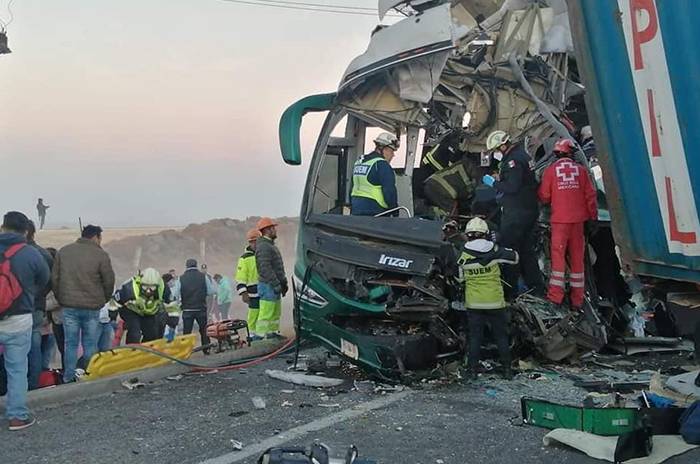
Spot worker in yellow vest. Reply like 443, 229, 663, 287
457, 218, 518, 380
236, 228, 262, 341
350, 132, 399, 216
113, 268, 181, 344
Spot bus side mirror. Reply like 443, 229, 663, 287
279, 93, 336, 166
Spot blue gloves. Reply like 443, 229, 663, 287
164, 327, 176, 343
482, 175, 496, 187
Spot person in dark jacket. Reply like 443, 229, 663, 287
0, 211, 50, 431
25, 221, 53, 390
179, 259, 214, 354
255, 217, 287, 339
483, 131, 544, 298
36, 199, 49, 230
351, 132, 400, 216
52, 225, 115, 382
423, 157, 481, 216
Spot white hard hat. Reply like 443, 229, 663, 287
140, 268, 162, 286
374, 132, 399, 150
580, 125, 593, 141
465, 217, 489, 235
486, 130, 510, 151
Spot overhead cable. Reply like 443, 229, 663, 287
234, 0, 377, 11
219, 0, 403, 17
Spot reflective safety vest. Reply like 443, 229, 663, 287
236, 248, 259, 298
422, 144, 447, 171
351, 157, 388, 209
126, 277, 166, 316
457, 251, 506, 310
427, 161, 476, 200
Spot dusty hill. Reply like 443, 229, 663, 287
102, 217, 298, 282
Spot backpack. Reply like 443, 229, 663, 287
0, 243, 25, 317
680, 400, 700, 445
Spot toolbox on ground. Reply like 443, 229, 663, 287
521, 397, 640, 436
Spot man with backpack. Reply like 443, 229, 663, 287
0, 211, 50, 431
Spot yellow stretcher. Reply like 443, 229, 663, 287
84, 334, 197, 380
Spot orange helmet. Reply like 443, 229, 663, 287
256, 217, 278, 232
246, 228, 261, 241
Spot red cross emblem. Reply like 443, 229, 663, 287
555, 161, 579, 182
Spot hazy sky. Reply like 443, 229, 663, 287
0, 0, 384, 227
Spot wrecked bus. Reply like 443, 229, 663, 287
278, 1, 700, 379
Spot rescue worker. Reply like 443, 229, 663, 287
113, 268, 181, 344
483, 130, 544, 298
538, 138, 597, 310
413, 132, 463, 188
236, 228, 261, 341
179, 258, 214, 353
350, 132, 399, 216
423, 156, 481, 216
457, 218, 519, 380
255, 218, 288, 339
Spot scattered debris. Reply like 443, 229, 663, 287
518, 360, 538, 371
251, 396, 266, 410
121, 378, 145, 390
281, 389, 295, 394
650, 372, 697, 407
229, 439, 243, 451
665, 370, 700, 400
228, 411, 249, 418
543, 428, 698, 464
265, 369, 345, 388
318, 403, 341, 408
281, 401, 293, 408
166, 374, 183, 381
608, 339, 695, 356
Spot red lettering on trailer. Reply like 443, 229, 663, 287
646, 89, 662, 157
630, 0, 658, 70
665, 177, 697, 244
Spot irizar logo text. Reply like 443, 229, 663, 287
378, 254, 413, 269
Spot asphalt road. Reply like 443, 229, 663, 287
1, 351, 699, 464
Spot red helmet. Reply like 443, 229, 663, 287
553, 138, 575, 155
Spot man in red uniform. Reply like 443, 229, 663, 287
538, 139, 597, 310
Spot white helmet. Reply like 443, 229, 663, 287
580, 125, 593, 141
486, 130, 510, 151
374, 132, 400, 150
140, 268, 162, 286
465, 217, 489, 235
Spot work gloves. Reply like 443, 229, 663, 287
281, 280, 289, 298
482, 175, 496, 187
